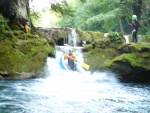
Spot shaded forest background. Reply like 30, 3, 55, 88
30, 0, 150, 35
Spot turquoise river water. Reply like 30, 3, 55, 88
0, 49, 150, 113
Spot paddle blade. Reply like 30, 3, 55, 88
80, 62, 90, 70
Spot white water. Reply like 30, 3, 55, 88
0, 46, 150, 113
124, 35, 129, 44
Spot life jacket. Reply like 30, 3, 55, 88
25, 25, 29, 33
68, 55, 75, 63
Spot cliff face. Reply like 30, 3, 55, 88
0, 0, 29, 30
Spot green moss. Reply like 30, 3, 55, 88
84, 48, 118, 71
88, 31, 104, 40
13, 30, 25, 39
92, 38, 111, 49
82, 44, 93, 52
77, 29, 106, 45
140, 52, 150, 58
133, 42, 150, 51
0, 33, 54, 78
118, 42, 150, 53
79, 31, 93, 42
51, 30, 68, 41
108, 53, 143, 68
45, 37, 56, 47
60, 30, 68, 38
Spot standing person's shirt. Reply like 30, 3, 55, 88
132, 20, 140, 31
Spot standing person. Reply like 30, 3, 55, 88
131, 15, 140, 43
24, 21, 30, 40
64, 49, 78, 71
25, 21, 30, 33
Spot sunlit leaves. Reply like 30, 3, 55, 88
51, 2, 74, 17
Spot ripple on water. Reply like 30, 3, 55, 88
0, 71, 150, 112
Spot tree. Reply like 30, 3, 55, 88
57, 0, 150, 34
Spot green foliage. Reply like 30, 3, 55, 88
145, 29, 150, 35
55, 0, 150, 34
30, 11, 42, 27
108, 31, 122, 44
57, 0, 125, 32
51, 1, 74, 17
0, 14, 9, 30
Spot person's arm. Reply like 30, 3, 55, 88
73, 55, 78, 62
64, 55, 69, 60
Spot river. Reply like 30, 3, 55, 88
0, 47, 150, 113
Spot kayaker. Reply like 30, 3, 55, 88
64, 49, 78, 71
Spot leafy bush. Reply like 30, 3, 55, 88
108, 31, 122, 44
0, 14, 9, 30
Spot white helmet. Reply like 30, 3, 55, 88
69, 49, 73, 53
132, 15, 137, 20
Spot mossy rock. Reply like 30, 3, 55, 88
51, 30, 68, 41
87, 31, 104, 40
78, 31, 93, 42
105, 51, 150, 81
82, 44, 93, 52
118, 42, 150, 53
76, 29, 106, 44
13, 30, 25, 39
0, 35, 54, 79
45, 37, 56, 48
92, 38, 111, 49
84, 48, 119, 71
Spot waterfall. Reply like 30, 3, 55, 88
124, 35, 144, 44
104, 33, 109, 37
124, 35, 130, 44
68, 28, 79, 47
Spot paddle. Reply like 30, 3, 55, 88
78, 62, 90, 70
65, 55, 90, 70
